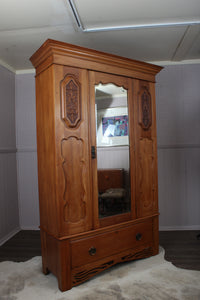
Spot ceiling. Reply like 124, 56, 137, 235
0, 0, 200, 72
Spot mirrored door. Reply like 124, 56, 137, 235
90, 72, 135, 227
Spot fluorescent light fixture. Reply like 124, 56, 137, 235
68, 0, 200, 32
82, 21, 200, 32
68, 0, 84, 30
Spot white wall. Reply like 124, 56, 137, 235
156, 64, 200, 230
15, 73, 39, 229
0, 65, 19, 245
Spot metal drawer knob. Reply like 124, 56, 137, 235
89, 246, 96, 256
136, 233, 142, 241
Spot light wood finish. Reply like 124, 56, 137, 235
30, 39, 162, 291
72, 245, 153, 286
133, 80, 159, 218
30, 39, 161, 82
71, 219, 153, 268
2, 230, 200, 273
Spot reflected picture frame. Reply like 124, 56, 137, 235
96, 107, 129, 147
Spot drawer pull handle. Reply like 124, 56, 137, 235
136, 233, 142, 241
89, 246, 96, 256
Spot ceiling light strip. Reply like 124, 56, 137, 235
68, 1, 200, 32
84, 21, 200, 32
68, 0, 84, 30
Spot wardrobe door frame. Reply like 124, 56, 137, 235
54, 65, 93, 236
133, 79, 159, 218
89, 71, 136, 229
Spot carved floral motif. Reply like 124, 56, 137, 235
61, 75, 81, 128
65, 80, 78, 125
138, 86, 152, 130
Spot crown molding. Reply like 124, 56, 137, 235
0, 59, 16, 73
15, 69, 35, 75
0, 59, 36, 74
0, 57, 36, 75
147, 59, 200, 66
1, 55, 200, 75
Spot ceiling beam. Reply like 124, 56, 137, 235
172, 24, 200, 61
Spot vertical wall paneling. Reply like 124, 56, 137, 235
156, 64, 200, 230
15, 73, 39, 229
0, 65, 19, 245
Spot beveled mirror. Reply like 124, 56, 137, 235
95, 83, 131, 218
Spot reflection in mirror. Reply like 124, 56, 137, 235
95, 83, 131, 218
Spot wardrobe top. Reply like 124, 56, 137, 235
30, 39, 163, 82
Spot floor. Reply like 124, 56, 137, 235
159, 230, 200, 271
0, 230, 200, 271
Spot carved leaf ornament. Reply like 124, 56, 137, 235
61, 75, 81, 128
138, 86, 152, 130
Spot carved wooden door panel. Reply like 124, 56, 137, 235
55, 66, 93, 236
133, 80, 158, 218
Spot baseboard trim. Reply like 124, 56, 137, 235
20, 226, 39, 230
0, 227, 21, 246
159, 225, 200, 231
158, 144, 200, 149
17, 148, 37, 153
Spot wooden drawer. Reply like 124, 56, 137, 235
70, 220, 153, 268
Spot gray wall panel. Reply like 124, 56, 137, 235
0, 66, 16, 149
17, 151, 39, 229
15, 73, 37, 150
0, 66, 19, 245
15, 73, 39, 229
156, 64, 200, 229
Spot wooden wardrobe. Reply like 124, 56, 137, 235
30, 39, 162, 291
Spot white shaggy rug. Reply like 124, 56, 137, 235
0, 247, 200, 300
